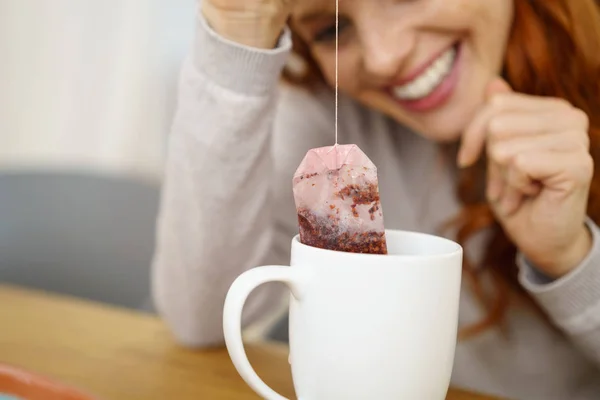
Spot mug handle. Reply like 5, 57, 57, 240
223, 265, 305, 400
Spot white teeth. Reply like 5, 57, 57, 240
393, 47, 456, 101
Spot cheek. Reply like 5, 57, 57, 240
313, 53, 334, 85
315, 52, 361, 94
427, 0, 513, 52
427, 0, 510, 26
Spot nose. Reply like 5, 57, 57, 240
360, 23, 416, 82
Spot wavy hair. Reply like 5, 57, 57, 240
282, 0, 600, 337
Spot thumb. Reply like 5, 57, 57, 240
457, 78, 513, 167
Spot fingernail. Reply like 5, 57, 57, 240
526, 182, 542, 196
487, 179, 502, 201
501, 195, 521, 216
457, 151, 471, 168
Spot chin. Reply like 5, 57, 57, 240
374, 94, 476, 144
409, 100, 477, 143
419, 125, 463, 143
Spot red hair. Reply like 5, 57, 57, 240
283, 0, 600, 337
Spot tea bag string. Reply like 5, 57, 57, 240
334, 0, 339, 145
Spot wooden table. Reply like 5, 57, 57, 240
0, 284, 497, 399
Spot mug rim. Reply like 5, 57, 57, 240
292, 229, 462, 260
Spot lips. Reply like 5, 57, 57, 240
392, 47, 457, 100
389, 43, 462, 112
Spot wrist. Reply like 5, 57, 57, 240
535, 225, 593, 279
201, 2, 287, 49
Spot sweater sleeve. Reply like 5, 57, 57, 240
151, 14, 332, 347
518, 218, 600, 367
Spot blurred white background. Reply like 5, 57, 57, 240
0, 0, 196, 180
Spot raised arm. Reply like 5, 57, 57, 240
152, 3, 333, 347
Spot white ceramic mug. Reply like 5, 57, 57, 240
223, 230, 463, 400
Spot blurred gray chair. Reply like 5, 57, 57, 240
0, 170, 160, 312
268, 313, 289, 343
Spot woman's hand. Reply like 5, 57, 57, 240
458, 79, 594, 278
202, 0, 295, 48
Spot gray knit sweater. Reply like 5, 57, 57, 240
151, 15, 600, 400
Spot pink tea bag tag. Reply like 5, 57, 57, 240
292, 144, 387, 254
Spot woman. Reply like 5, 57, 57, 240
152, 0, 600, 398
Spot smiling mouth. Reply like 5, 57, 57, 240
391, 45, 458, 101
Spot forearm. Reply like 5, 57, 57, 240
519, 218, 600, 367
151, 15, 292, 347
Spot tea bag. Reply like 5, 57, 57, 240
293, 144, 388, 254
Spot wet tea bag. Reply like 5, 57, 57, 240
291, 1, 387, 254
293, 144, 388, 254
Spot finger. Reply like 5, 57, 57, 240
487, 92, 572, 113
511, 150, 594, 191
488, 131, 586, 167
486, 78, 572, 113
485, 78, 513, 100
487, 111, 590, 143
490, 164, 536, 218
490, 160, 530, 218
487, 161, 504, 202
498, 185, 523, 217
458, 103, 498, 167
504, 161, 541, 196
489, 133, 583, 198
458, 78, 585, 168
459, 79, 513, 167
